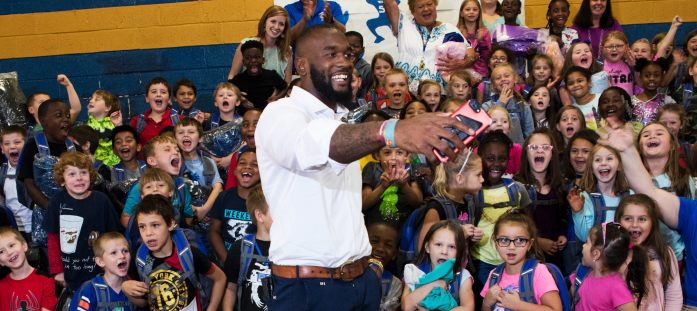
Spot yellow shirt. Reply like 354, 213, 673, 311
470, 182, 531, 265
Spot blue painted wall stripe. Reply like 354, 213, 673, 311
1, 0, 196, 15
0, 43, 238, 122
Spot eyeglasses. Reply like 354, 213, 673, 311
495, 237, 530, 247
604, 44, 625, 51
491, 57, 508, 62
527, 144, 553, 151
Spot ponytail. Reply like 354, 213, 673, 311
626, 244, 649, 307
432, 150, 480, 200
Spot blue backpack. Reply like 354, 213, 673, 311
679, 140, 692, 162
110, 161, 148, 183
135, 112, 180, 134
683, 82, 694, 109
471, 178, 521, 226
0, 205, 17, 229
398, 196, 468, 268
588, 189, 629, 227
481, 78, 493, 104
135, 228, 212, 310
489, 259, 571, 311
570, 264, 592, 310
125, 177, 189, 244
83, 274, 137, 311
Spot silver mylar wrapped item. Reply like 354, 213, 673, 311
346, 99, 372, 124
199, 118, 243, 158
0, 72, 28, 128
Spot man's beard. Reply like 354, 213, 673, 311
310, 64, 354, 107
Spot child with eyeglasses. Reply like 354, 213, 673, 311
514, 128, 568, 268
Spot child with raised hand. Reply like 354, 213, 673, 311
615, 194, 683, 310
566, 66, 601, 130
417, 80, 442, 112
482, 64, 535, 144
552, 105, 586, 148
543, 0, 577, 56
381, 69, 411, 118
44, 152, 121, 291
568, 144, 629, 243
529, 85, 555, 129
471, 131, 532, 307
631, 58, 677, 125
222, 185, 272, 311
637, 121, 692, 261
573, 222, 649, 311
524, 55, 561, 106
361, 143, 423, 229
402, 220, 475, 311
600, 31, 638, 96
418, 150, 484, 252
209, 149, 260, 261
225, 109, 262, 189
559, 41, 609, 106
481, 211, 563, 311
23, 75, 82, 135
595, 87, 644, 139
457, 0, 491, 78
69, 232, 135, 311
0, 227, 57, 311
514, 128, 568, 267
367, 221, 403, 311
651, 16, 684, 92
563, 129, 600, 188
477, 45, 517, 104
631, 39, 653, 61
84, 90, 122, 166
122, 194, 226, 311
447, 70, 473, 101
656, 103, 691, 167
130, 77, 182, 147
485, 107, 522, 176
173, 79, 206, 124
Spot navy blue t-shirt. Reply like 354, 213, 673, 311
209, 188, 251, 250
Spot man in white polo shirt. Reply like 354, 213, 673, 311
256, 23, 474, 310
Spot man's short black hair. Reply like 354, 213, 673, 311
345, 31, 364, 46
112, 125, 140, 145
240, 40, 264, 55
296, 23, 340, 57
37, 98, 66, 119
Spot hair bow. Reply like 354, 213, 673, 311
571, 39, 591, 45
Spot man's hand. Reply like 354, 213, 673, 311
393, 113, 475, 163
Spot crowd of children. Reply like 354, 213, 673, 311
0, 1, 697, 311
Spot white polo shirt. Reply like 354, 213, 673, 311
256, 86, 372, 268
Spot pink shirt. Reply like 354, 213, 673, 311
480, 263, 559, 305
575, 273, 635, 311
604, 60, 635, 96
636, 248, 682, 311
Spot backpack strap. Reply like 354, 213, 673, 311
93, 160, 104, 170
172, 229, 201, 288
111, 163, 126, 182
488, 263, 506, 288
518, 259, 539, 304
211, 113, 221, 130
136, 114, 147, 134
200, 151, 217, 187
572, 264, 592, 307
173, 178, 187, 227
90, 275, 136, 310
381, 270, 393, 298
170, 112, 180, 126
680, 140, 691, 160
483, 79, 492, 103
135, 243, 153, 286
522, 85, 532, 98
190, 108, 201, 118
237, 234, 269, 311
683, 82, 694, 109
589, 191, 609, 227
597, 58, 604, 67
475, 179, 520, 209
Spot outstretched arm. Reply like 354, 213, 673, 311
599, 118, 680, 228
383, 0, 400, 36
57, 75, 82, 124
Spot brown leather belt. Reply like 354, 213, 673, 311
272, 257, 369, 282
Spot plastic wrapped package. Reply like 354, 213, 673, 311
31, 154, 62, 246
436, 42, 469, 81
345, 101, 372, 124
541, 40, 564, 79
110, 178, 140, 203
199, 118, 243, 158
0, 72, 29, 129
492, 25, 549, 57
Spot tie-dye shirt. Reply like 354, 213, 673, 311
573, 95, 600, 130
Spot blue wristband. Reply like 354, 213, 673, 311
383, 120, 398, 148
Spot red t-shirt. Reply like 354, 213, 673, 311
130, 109, 182, 148
226, 152, 239, 190
0, 268, 57, 311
